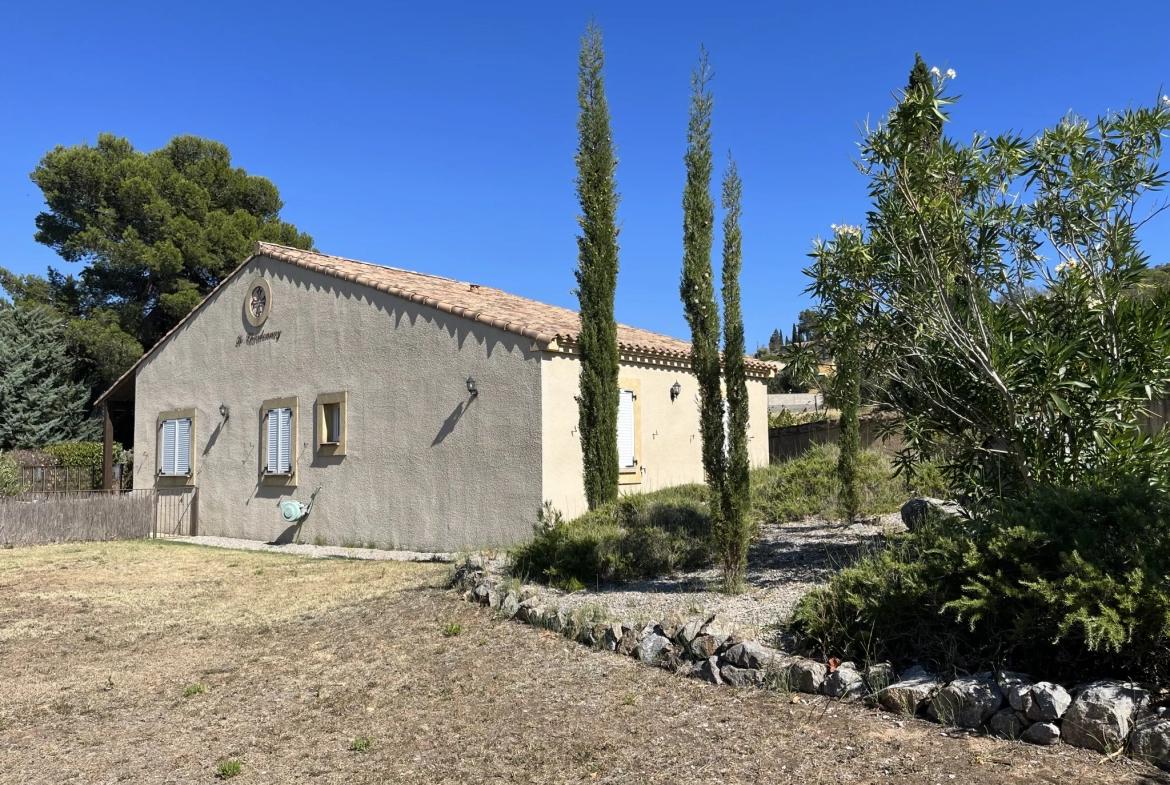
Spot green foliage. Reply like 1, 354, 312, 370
0, 303, 95, 449
41, 441, 124, 468
768, 409, 825, 428
514, 446, 947, 588
0, 452, 25, 496
679, 50, 728, 580
442, 622, 463, 637
718, 157, 753, 592
215, 760, 242, 779
183, 683, 206, 697
820, 60, 1170, 499
512, 487, 713, 587
15, 132, 314, 394
793, 482, 1170, 683
573, 20, 622, 511
349, 736, 373, 752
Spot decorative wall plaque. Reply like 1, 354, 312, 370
244, 277, 272, 328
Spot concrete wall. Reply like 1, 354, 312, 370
133, 255, 543, 551
768, 393, 824, 414
541, 352, 771, 520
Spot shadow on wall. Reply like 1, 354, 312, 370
433, 398, 474, 446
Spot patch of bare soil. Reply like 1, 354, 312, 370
0, 541, 1165, 784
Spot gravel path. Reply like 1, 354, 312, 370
510, 512, 906, 642
169, 535, 454, 562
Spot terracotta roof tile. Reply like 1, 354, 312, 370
97, 243, 775, 404
258, 243, 776, 376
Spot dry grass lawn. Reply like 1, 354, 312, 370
1, 540, 1168, 784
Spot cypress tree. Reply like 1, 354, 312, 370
0, 302, 92, 449
573, 19, 622, 509
679, 50, 726, 540
719, 156, 752, 592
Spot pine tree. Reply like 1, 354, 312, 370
718, 156, 752, 592
768, 329, 784, 354
0, 303, 93, 449
573, 19, 622, 509
680, 49, 726, 542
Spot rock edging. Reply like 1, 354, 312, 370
452, 561, 1168, 771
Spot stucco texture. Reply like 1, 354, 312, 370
134, 255, 543, 551
541, 353, 771, 520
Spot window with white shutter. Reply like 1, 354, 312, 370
266, 407, 293, 474
617, 389, 636, 469
260, 396, 298, 485
156, 408, 195, 484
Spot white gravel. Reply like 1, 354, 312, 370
169, 535, 454, 563
506, 512, 906, 642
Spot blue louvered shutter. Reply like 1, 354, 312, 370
266, 409, 280, 472
278, 408, 292, 473
617, 390, 635, 468
175, 418, 191, 475
160, 419, 177, 475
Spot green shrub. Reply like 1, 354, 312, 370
512, 486, 713, 587
349, 736, 373, 752
514, 446, 948, 588
0, 452, 24, 496
792, 482, 1170, 683
215, 760, 242, 779
41, 441, 126, 468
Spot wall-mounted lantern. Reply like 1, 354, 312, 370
466, 377, 478, 397
219, 403, 230, 420
670, 381, 681, 402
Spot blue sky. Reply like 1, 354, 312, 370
1, 1, 1167, 349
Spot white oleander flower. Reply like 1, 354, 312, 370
930, 66, 941, 77
1163, 94, 1170, 106
1054, 259, 1078, 275
946, 68, 956, 79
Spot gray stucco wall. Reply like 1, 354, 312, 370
133, 255, 543, 551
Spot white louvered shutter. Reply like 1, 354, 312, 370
617, 389, 635, 468
175, 418, 191, 475
160, 419, 177, 475
278, 408, 292, 473
266, 409, 280, 472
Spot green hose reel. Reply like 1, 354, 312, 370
280, 486, 321, 523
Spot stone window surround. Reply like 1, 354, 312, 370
260, 396, 298, 487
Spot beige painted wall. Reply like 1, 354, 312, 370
134, 255, 543, 551
540, 352, 771, 520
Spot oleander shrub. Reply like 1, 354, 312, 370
792, 482, 1170, 683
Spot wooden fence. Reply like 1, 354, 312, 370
0, 488, 199, 547
769, 419, 905, 463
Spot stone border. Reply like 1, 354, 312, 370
453, 560, 1170, 771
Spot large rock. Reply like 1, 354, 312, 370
1021, 721, 1061, 746
634, 634, 673, 666
931, 674, 1004, 729
1007, 683, 1034, 715
989, 708, 1028, 739
695, 657, 723, 686
879, 666, 940, 716
824, 662, 866, 700
616, 629, 640, 657
1027, 682, 1072, 722
1131, 715, 1170, 770
1062, 680, 1150, 753
675, 618, 705, 648
789, 659, 828, 695
721, 641, 776, 670
688, 634, 721, 660
700, 614, 737, 648
720, 665, 766, 688
900, 497, 965, 531
499, 591, 520, 619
